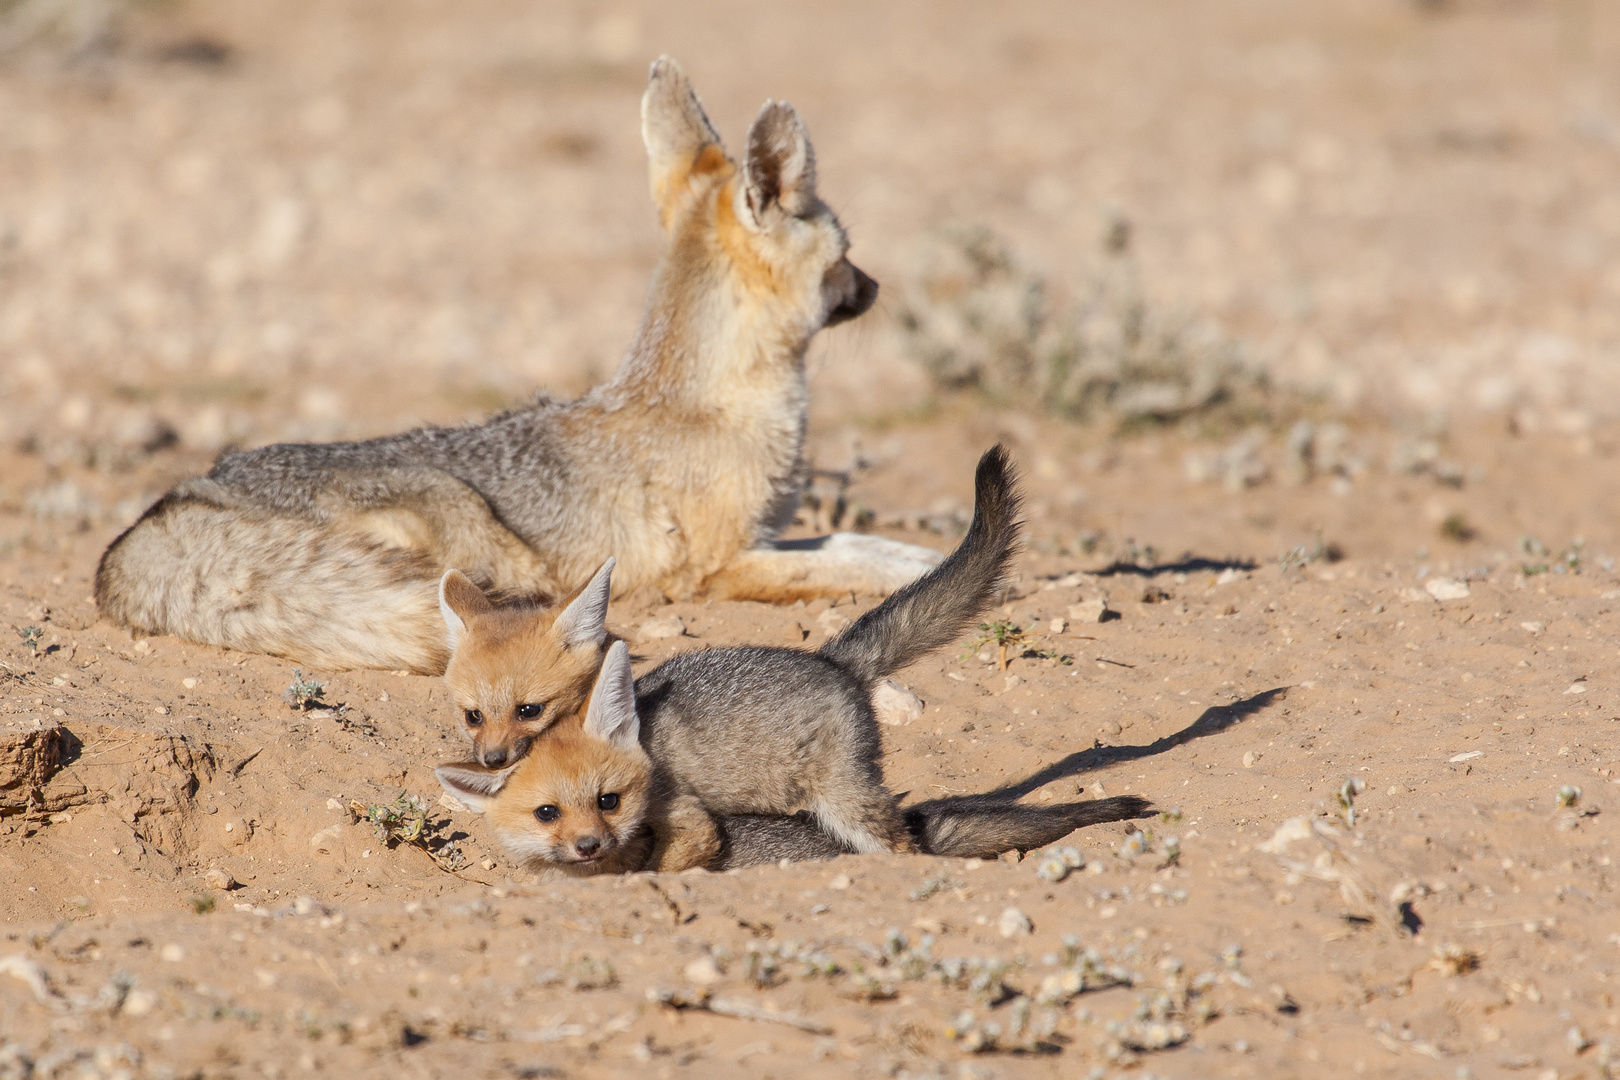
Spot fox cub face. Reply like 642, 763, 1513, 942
643, 56, 878, 339
436, 641, 651, 872
439, 557, 617, 769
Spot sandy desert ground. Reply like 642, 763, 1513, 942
2, 1, 1619, 1077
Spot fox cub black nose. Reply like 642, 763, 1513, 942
574, 836, 601, 856
480, 748, 508, 768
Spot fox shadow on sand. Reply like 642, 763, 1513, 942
960, 685, 1290, 804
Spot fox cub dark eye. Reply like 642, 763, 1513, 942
597, 793, 620, 812
515, 703, 545, 721
534, 805, 560, 823
464, 709, 484, 728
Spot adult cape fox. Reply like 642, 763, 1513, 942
94, 56, 940, 674
435, 448, 1153, 872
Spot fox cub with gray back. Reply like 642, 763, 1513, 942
95, 56, 939, 674
437, 447, 1153, 872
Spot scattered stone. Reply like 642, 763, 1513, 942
1257, 817, 1316, 855
159, 944, 185, 962
997, 907, 1033, 938
1449, 751, 1483, 763
815, 608, 851, 636
1049, 617, 1067, 634
1242, 751, 1259, 769
1068, 598, 1110, 624
309, 824, 343, 854
108, 409, 177, 455
1424, 577, 1470, 601
181, 677, 198, 690
122, 988, 157, 1017
636, 614, 685, 642
1520, 621, 1544, 633
1564, 683, 1587, 695
683, 957, 722, 985
828, 873, 852, 890
872, 679, 924, 726
203, 868, 236, 891
1401, 587, 1434, 603
1215, 566, 1246, 586
1003, 674, 1021, 692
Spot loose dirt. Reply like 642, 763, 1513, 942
2, 2, 1618, 1078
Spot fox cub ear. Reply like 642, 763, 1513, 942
439, 569, 494, 651
582, 640, 639, 751
642, 55, 725, 227
434, 761, 513, 814
740, 100, 817, 226
553, 556, 614, 651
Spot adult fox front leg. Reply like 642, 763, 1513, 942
95, 56, 941, 672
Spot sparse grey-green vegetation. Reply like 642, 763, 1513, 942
898, 221, 1277, 433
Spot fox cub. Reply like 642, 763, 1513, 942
436, 447, 1152, 872
437, 641, 1150, 873
95, 55, 939, 675
437, 557, 617, 768
438, 641, 721, 875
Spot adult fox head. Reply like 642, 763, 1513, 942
435, 641, 651, 872
640, 56, 878, 350
438, 557, 616, 768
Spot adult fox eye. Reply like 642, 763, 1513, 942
534, 805, 560, 823
464, 709, 484, 728
516, 703, 545, 721
597, 793, 620, 812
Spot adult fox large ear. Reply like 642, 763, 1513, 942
642, 55, 726, 228
439, 569, 494, 652
552, 556, 614, 651
582, 641, 639, 751
434, 761, 513, 814
739, 100, 817, 227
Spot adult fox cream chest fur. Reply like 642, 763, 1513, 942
94, 56, 939, 674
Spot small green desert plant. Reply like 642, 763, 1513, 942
351, 793, 467, 871
16, 626, 41, 654
283, 669, 326, 710
1440, 513, 1476, 542
969, 619, 1028, 671
358, 792, 428, 846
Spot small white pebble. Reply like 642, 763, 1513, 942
181, 678, 198, 690
683, 957, 722, 985
362, 849, 371, 858
998, 907, 1033, 938
828, 873, 852, 890
160, 944, 185, 963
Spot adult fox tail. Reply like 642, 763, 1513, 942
906, 795, 1154, 859
816, 445, 1021, 685
95, 486, 450, 673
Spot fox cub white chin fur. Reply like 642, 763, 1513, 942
95, 55, 940, 674
436, 448, 1154, 874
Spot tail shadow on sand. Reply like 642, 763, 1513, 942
985, 686, 1291, 802
1094, 556, 1258, 578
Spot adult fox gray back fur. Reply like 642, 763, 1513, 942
94, 56, 939, 673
